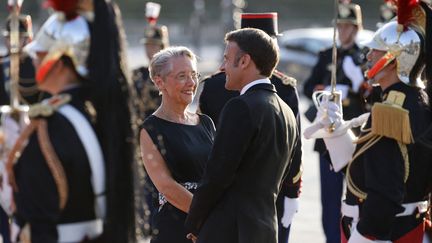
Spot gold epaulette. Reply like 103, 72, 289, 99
273, 69, 297, 87
28, 94, 71, 118
348, 90, 412, 200
369, 90, 413, 144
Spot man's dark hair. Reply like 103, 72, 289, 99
225, 28, 279, 77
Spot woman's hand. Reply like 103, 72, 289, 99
186, 233, 197, 243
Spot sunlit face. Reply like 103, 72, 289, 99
366, 48, 388, 83
220, 41, 243, 91
159, 56, 198, 106
337, 23, 357, 46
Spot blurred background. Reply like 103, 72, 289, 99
0, 0, 381, 80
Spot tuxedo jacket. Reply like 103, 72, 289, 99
199, 71, 302, 199
185, 83, 299, 243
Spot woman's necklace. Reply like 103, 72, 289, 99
156, 109, 197, 125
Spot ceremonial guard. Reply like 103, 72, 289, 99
7, 3, 106, 242
377, 0, 397, 28
198, 13, 302, 243
0, 11, 38, 243
338, 1, 432, 242
302, 3, 367, 243
133, 2, 169, 121
0, 15, 42, 106
1, 0, 138, 242
305, 0, 432, 242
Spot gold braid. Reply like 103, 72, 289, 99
37, 119, 68, 210
6, 120, 39, 191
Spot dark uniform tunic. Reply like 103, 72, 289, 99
343, 82, 432, 241
198, 71, 302, 242
13, 87, 101, 243
0, 54, 44, 243
0, 55, 43, 105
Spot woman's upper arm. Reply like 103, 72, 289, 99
139, 128, 176, 192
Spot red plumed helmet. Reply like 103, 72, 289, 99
43, 0, 79, 20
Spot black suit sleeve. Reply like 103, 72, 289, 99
185, 98, 255, 234
279, 89, 302, 198
280, 133, 302, 198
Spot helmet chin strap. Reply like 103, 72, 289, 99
36, 58, 59, 84
366, 51, 397, 79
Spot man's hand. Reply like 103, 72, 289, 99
186, 233, 197, 243
281, 197, 299, 228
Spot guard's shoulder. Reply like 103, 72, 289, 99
370, 90, 413, 144
201, 71, 226, 84
203, 71, 225, 80
28, 94, 71, 118
272, 69, 297, 87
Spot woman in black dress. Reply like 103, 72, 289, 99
139, 46, 215, 243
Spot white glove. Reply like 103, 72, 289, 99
303, 91, 344, 139
342, 56, 365, 93
316, 99, 342, 128
280, 197, 299, 228
10, 220, 21, 243
2, 115, 21, 151
324, 84, 349, 100
0, 162, 14, 215
348, 226, 391, 243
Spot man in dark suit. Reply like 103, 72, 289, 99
185, 28, 299, 243
198, 13, 302, 243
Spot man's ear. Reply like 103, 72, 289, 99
240, 54, 251, 69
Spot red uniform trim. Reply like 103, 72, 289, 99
241, 13, 277, 19
394, 220, 428, 243
340, 222, 349, 243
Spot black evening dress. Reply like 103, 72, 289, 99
141, 114, 215, 243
